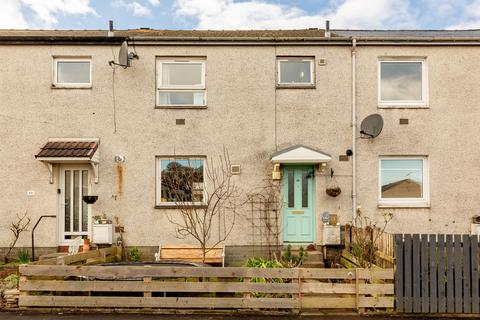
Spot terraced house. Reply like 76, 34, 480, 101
1, 28, 479, 263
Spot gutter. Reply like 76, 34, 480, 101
0, 36, 126, 45
1, 34, 480, 46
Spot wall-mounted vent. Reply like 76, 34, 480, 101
399, 118, 409, 125
176, 119, 185, 125
230, 164, 241, 175
318, 58, 327, 66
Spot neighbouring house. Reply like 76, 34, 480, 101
1, 27, 479, 264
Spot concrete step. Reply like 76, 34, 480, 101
281, 245, 325, 268
301, 261, 325, 268
304, 251, 323, 258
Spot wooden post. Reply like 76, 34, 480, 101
462, 235, 471, 313
438, 234, 446, 313
454, 234, 463, 313
298, 268, 303, 312
404, 234, 413, 313
143, 277, 152, 297
412, 234, 421, 313
395, 234, 404, 313
355, 268, 365, 314
446, 234, 455, 313
243, 277, 251, 299
471, 235, 479, 313
115, 246, 122, 262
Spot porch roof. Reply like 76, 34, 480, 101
35, 138, 100, 184
271, 145, 332, 164
35, 141, 98, 158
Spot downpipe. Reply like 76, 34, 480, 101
351, 38, 357, 226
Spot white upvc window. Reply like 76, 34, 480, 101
156, 157, 206, 206
378, 59, 428, 107
53, 57, 92, 88
156, 59, 206, 107
277, 57, 315, 87
379, 156, 429, 207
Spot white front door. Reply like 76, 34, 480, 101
58, 165, 92, 244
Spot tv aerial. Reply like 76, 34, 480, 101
109, 41, 139, 68
360, 114, 383, 138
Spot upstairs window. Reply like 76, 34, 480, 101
53, 57, 91, 88
277, 57, 314, 87
379, 157, 429, 207
378, 59, 427, 106
157, 59, 206, 107
156, 157, 205, 206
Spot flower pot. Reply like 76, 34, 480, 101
83, 238, 90, 252
326, 187, 342, 197
83, 195, 98, 204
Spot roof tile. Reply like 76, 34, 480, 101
35, 141, 98, 158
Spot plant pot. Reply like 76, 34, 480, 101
83, 195, 98, 204
83, 239, 90, 252
326, 187, 341, 197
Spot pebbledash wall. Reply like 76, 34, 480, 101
0, 30, 479, 261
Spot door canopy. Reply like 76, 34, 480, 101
271, 145, 331, 164
35, 138, 100, 184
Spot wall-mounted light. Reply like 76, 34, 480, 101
319, 162, 327, 173
115, 155, 126, 163
272, 164, 281, 180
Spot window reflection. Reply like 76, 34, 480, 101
381, 159, 423, 199
380, 62, 422, 101
160, 159, 204, 203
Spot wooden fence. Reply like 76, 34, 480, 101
395, 234, 479, 314
32, 246, 121, 266
344, 225, 395, 268
18, 265, 394, 312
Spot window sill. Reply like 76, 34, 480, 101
155, 105, 207, 110
378, 104, 429, 109
51, 84, 92, 89
378, 202, 430, 208
276, 85, 316, 89
155, 204, 207, 209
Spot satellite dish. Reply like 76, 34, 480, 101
118, 41, 129, 67
360, 114, 383, 138
109, 41, 138, 68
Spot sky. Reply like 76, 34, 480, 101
1, 0, 480, 30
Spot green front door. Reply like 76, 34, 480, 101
282, 166, 315, 243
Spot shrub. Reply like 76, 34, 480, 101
246, 257, 283, 269
128, 247, 142, 262
1, 274, 19, 290
280, 244, 306, 268
17, 249, 29, 264
244, 257, 285, 298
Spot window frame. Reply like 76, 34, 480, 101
378, 156, 429, 207
156, 58, 206, 108
276, 57, 315, 88
377, 58, 428, 107
155, 156, 207, 207
52, 57, 92, 88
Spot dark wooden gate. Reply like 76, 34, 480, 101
395, 234, 479, 313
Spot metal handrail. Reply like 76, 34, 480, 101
31, 215, 56, 261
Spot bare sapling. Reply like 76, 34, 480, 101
351, 208, 392, 268
4, 211, 31, 263
163, 148, 240, 263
